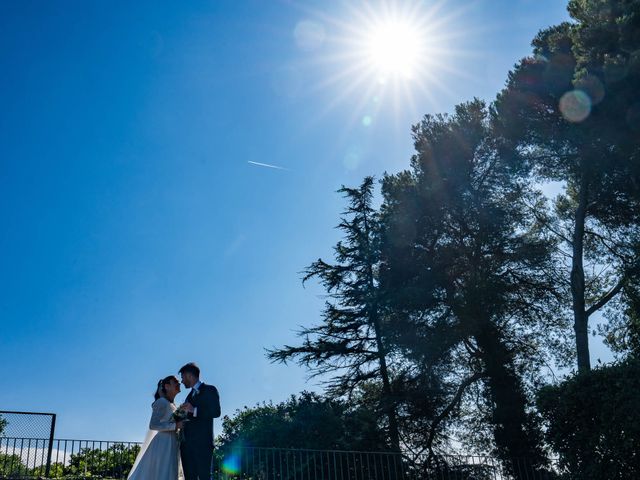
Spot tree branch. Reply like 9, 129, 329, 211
585, 276, 626, 317
425, 371, 484, 456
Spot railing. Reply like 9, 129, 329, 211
215, 447, 406, 480
0, 438, 558, 480
213, 447, 549, 480
0, 438, 140, 479
0, 411, 56, 478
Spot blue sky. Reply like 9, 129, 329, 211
1, 0, 606, 441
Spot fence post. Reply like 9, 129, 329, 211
45, 414, 56, 478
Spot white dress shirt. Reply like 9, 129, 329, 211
191, 381, 202, 417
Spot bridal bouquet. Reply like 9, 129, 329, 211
172, 408, 189, 442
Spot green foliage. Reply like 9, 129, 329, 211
216, 393, 406, 480
265, 1, 640, 475
64, 443, 140, 478
268, 177, 385, 394
380, 100, 555, 476
538, 357, 640, 479
0, 414, 6, 437
494, 0, 640, 373
268, 177, 401, 450
0, 452, 27, 477
45, 462, 66, 478
217, 391, 388, 452
0, 446, 137, 479
600, 251, 640, 357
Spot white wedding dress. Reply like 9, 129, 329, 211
128, 397, 184, 480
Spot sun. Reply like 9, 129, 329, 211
288, 0, 474, 132
365, 19, 425, 80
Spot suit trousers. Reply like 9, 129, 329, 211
180, 444, 212, 480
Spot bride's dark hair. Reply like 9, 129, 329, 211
154, 375, 179, 401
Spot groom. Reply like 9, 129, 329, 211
179, 362, 221, 480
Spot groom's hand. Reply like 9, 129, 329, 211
181, 402, 195, 413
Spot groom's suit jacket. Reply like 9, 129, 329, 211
183, 383, 221, 450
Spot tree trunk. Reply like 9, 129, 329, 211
474, 321, 546, 480
571, 171, 591, 373
372, 319, 401, 452
362, 202, 401, 452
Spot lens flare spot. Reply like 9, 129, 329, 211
344, 146, 363, 170
559, 90, 591, 123
362, 115, 372, 127
222, 455, 241, 475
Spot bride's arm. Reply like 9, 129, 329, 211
149, 400, 176, 432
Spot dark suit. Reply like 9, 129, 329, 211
180, 383, 221, 480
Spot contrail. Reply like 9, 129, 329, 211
248, 161, 288, 171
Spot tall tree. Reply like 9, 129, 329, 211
494, 2, 640, 371
568, 0, 640, 361
380, 100, 556, 477
267, 178, 401, 451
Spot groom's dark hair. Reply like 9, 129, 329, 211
179, 362, 200, 377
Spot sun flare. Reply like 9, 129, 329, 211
365, 19, 424, 80
290, 0, 474, 132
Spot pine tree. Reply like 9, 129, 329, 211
268, 177, 400, 451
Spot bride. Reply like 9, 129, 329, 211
128, 376, 184, 480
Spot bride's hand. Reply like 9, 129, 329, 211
175, 421, 183, 430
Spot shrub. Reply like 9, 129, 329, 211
537, 357, 640, 479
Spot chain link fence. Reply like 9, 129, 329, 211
0, 410, 56, 478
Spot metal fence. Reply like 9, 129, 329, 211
0, 437, 556, 480
0, 411, 56, 478
1, 438, 142, 479
0, 412, 556, 479
213, 447, 557, 480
